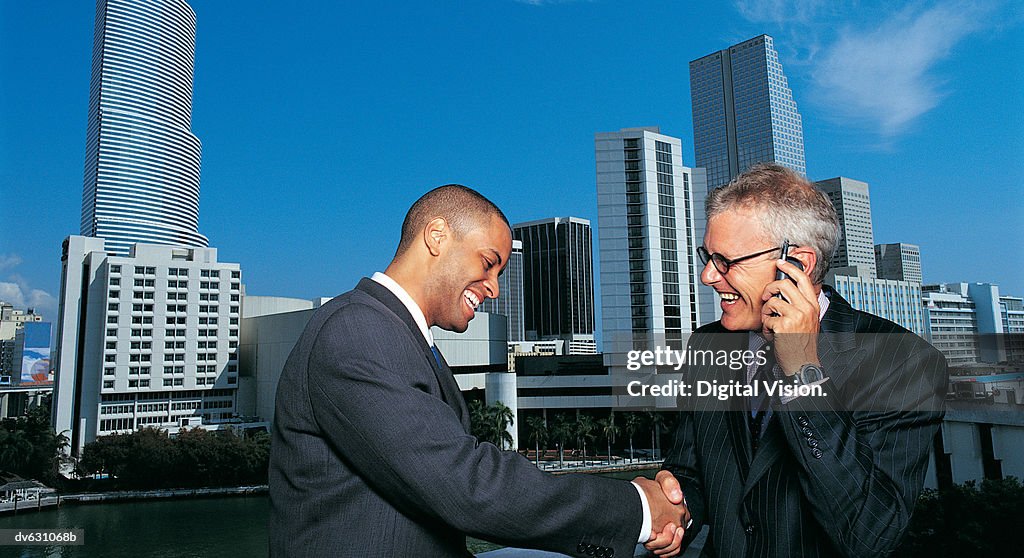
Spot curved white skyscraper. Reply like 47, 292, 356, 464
81, 0, 208, 255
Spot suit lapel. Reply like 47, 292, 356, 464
355, 278, 470, 428
741, 286, 862, 498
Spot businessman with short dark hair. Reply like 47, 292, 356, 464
270, 184, 688, 557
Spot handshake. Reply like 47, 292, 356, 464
634, 471, 691, 557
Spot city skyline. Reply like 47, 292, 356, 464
2, 0, 1022, 321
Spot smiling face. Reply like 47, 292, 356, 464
701, 207, 780, 332
427, 214, 512, 333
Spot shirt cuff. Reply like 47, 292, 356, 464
631, 481, 652, 543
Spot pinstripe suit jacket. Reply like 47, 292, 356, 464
269, 278, 643, 557
663, 287, 947, 557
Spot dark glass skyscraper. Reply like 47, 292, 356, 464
81, 0, 208, 256
513, 217, 595, 349
478, 240, 525, 342
690, 35, 805, 191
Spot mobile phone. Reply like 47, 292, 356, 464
775, 239, 804, 283
774, 240, 804, 303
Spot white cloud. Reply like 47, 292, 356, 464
0, 254, 23, 272
0, 272, 58, 319
812, 3, 990, 135
732, 1, 1004, 136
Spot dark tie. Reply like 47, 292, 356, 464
431, 344, 443, 368
749, 343, 776, 452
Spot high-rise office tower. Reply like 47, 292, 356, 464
81, 0, 208, 256
513, 218, 595, 353
816, 177, 876, 277
690, 35, 806, 191
478, 239, 525, 342
53, 237, 242, 455
596, 127, 710, 363
819, 178, 925, 335
876, 243, 923, 284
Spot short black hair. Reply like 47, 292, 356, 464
396, 184, 509, 256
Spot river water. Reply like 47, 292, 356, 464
0, 469, 658, 557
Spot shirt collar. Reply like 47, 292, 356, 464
371, 272, 434, 346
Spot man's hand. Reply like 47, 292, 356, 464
635, 471, 689, 556
761, 258, 821, 375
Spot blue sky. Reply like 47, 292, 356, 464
1, 0, 1022, 323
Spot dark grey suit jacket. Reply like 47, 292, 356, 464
663, 287, 947, 557
270, 278, 642, 557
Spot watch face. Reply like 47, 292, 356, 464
799, 365, 824, 384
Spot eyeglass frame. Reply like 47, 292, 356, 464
697, 245, 781, 275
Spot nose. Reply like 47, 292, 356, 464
699, 259, 721, 286
484, 273, 499, 300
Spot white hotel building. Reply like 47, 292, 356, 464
53, 236, 242, 456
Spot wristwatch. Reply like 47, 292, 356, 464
793, 363, 825, 386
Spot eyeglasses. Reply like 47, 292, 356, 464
697, 245, 780, 275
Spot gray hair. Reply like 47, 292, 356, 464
705, 164, 839, 283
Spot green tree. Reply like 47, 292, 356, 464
469, 400, 514, 449
489, 402, 515, 450
0, 403, 68, 484
574, 414, 595, 467
624, 413, 642, 463
550, 414, 571, 469
897, 478, 1023, 557
598, 413, 620, 466
525, 416, 548, 466
77, 427, 270, 490
643, 411, 667, 460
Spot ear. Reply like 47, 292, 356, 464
790, 246, 818, 281
422, 217, 448, 257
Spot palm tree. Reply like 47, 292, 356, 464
550, 414, 571, 469
574, 414, 595, 467
598, 413, 620, 466
624, 413, 642, 463
643, 412, 668, 461
490, 402, 515, 450
469, 400, 490, 442
525, 416, 548, 467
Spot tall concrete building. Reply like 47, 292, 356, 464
817, 177, 876, 276
513, 218, 595, 352
876, 243, 922, 284
478, 240, 525, 343
53, 237, 242, 455
817, 177, 926, 336
690, 34, 806, 191
595, 127, 710, 366
81, 0, 208, 256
